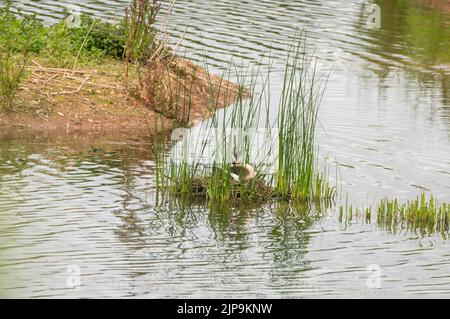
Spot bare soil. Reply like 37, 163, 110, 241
0, 57, 243, 138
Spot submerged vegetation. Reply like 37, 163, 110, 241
339, 193, 450, 237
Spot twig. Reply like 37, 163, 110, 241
49, 75, 91, 95
73, 20, 96, 71
86, 81, 120, 89
28, 66, 91, 75
44, 74, 58, 85
32, 60, 43, 68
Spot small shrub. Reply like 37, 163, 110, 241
68, 14, 127, 61
124, 0, 161, 82
43, 19, 75, 67
0, 6, 41, 109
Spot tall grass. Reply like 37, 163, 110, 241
276, 38, 330, 200
339, 193, 450, 237
152, 35, 336, 206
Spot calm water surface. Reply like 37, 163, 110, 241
0, 0, 450, 298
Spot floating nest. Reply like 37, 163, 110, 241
173, 176, 280, 203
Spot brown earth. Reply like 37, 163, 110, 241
0, 57, 244, 138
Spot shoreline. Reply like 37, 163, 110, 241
0, 57, 243, 138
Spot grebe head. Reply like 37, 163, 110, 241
230, 149, 255, 182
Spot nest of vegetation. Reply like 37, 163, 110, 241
173, 176, 281, 203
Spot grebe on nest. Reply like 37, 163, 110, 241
230, 151, 256, 182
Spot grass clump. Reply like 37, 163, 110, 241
153, 34, 336, 207
275, 39, 333, 201
339, 193, 450, 237
175, 176, 279, 204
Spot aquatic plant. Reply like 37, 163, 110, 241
152, 35, 336, 206
339, 193, 450, 237
275, 38, 332, 201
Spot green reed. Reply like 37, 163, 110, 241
339, 193, 450, 237
153, 35, 336, 206
276, 37, 326, 200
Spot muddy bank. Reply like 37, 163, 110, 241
0, 57, 243, 138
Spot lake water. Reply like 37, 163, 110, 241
0, 0, 449, 298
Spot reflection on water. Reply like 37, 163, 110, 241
0, 0, 450, 298
357, 0, 450, 109
0, 133, 321, 297
362, 0, 450, 66
0, 133, 449, 298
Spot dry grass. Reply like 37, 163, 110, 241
138, 57, 245, 125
